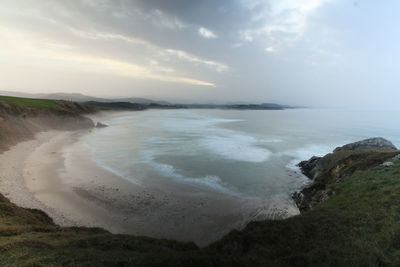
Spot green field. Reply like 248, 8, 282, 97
0, 95, 58, 109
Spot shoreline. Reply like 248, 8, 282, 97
0, 111, 300, 246
0, 130, 76, 226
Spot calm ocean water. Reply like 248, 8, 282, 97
83, 109, 400, 200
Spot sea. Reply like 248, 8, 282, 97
82, 108, 400, 202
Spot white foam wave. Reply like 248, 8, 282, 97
282, 143, 340, 162
260, 139, 282, 143
84, 142, 143, 186
141, 149, 239, 195
155, 162, 239, 195
286, 159, 304, 174
199, 135, 272, 162
145, 111, 271, 163
282, 143, 343, 186
161, 112, 242, 134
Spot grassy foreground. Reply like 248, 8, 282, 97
1, 150, 400, 266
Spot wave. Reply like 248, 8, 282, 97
156, 111, 272, 163
141, 149, 239, 196
260, 139, 282, 143
199, 135, 272, 162
84, 110, 300, 196
84, 142, 143, 186
282, 143, 341, 161
282, 143, 343, 185
160, 112, 242, 134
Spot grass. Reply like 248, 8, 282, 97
1, 146, 400, 265
206, 155, 400, 266
0, 95, 58, 109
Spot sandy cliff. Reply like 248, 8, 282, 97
0, 100, 95, 151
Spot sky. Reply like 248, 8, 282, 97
0, 0, 399, 108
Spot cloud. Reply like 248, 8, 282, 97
240, 0, 331, 51
0, 25, 215, 87
142, 8, 188, 30
163, 49, 228, 72
65, 26, 228, 73
0, 1, 229, 87
265, 47, 275, 53
198, 27, 218, 39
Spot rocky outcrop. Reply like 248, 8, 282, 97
333, 137, 397, 152
297, 156, 322, 179
294, 138, 400, 211
96, 122, 108, 128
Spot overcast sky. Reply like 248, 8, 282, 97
0, 0, 399, 108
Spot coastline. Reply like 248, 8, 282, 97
2, 129, 399, 265
0, 111, 300, 246
0, 100, 398, 264
0, 130, 76, 226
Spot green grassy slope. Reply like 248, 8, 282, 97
207, 158, 400, 266
0, 95, 58, 109
0, 95, 95, 152
1, 150, 400, 266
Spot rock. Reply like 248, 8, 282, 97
293, 138, 400, 212
333, 137, 397, 152
381, 161, 394, 167
297, 156, 322, 179
96, 122, 108, 128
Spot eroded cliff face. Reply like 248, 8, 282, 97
0, 100, 95, 152
294, 138, 400, 211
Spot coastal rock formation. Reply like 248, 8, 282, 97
297, 156, 322, 180
333, 137, 397, 152
294, 137, 399, 211
96, 122, 108, 128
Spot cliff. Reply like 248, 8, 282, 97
294, 137, 400, 211
0, 97, 95, 151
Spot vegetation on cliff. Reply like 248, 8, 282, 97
0, 95, 95, 152
0, 95, 58, 109
294, 138, 399, 211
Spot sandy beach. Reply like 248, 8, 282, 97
0, 130, 80, 226
0, 112, 299, 246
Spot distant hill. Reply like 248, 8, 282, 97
0, 91, 171, 105
84, 101, 148, 110
85, 101, 291, 111
0, 91, 295, 110
0, 90, 41, 99
112, 97, 171, 105
42, 93, 109, 102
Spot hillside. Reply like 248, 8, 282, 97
1, 96, 400, 265
0, 96, 95, 151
